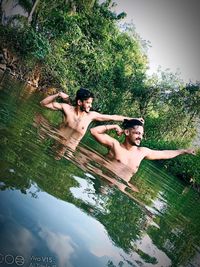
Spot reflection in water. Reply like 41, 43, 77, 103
33, 113, 156, 219
33, 113, 80, 155
38, 227, 75, 267
0, 215, 37, 258
33, 113, 140, 194
1, 188, 135, 267
1, 75, 200, 267
134, 234, 171, 266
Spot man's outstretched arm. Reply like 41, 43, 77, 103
40, 92, 69, 110
91, 112, 144, 123
90, 124, 122, 148
144, 148, 196, 160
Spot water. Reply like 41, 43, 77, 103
0, 73, 200, 267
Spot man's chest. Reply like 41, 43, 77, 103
64, 112, 92, 131
114, 148, 144, 168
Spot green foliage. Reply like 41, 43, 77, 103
21, 27, 51, 59
0, 24, 50, 60
1, 0, 147, 109
142, 138, 200, 184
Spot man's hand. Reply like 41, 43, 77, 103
114, 125, 123, 136
137, 117, 144, 124
58, 91, 69, 100
185, 148, 196, 155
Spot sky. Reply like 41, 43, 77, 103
113, 0, 200, 83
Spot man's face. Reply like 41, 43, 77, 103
127, 126, 144, 146
79, 97, 93, 113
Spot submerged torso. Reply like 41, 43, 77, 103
107, 143, 145, 175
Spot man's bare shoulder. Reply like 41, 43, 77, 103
61, 103, 74, 111
88, 111, 99, 119
137, 146, 151, 155
108, 138, 121, 153
113, 138, 121, 147
61, 102, 72, 108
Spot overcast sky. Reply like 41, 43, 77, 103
113, 0, 200, 83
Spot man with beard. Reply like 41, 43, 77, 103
90, 119, 196, 175
40, 88, 142, 148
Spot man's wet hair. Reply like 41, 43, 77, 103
75, 88, 94, 104
122, 119, 144, 129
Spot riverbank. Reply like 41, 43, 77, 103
0, 47, 41, 88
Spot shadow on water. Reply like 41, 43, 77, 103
1, 73, 200, 267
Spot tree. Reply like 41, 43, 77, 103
28, 0, 40, 23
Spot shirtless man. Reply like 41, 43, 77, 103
40, 88, 142, 148
90, 119, 196, 176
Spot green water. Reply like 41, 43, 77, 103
0, 73, 200, 267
